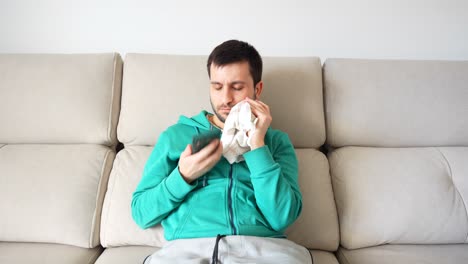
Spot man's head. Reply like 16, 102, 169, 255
207, 40, 263, 123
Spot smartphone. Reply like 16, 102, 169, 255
192, 131, 220, 153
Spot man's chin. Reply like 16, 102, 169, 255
214, 112, 227, 123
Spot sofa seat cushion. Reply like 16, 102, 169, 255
337, 244, 468, 264
101, 146, 339, 251
0, 144, 115, 248
329, 146, 468, 249
310, 250, 340, 264
0, 242, 103, 264
95, 246, 339, 264
94, 246, 159, 264
286, 149, 339, 251
100, 146, 167, 248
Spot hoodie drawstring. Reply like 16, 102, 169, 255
211, 234, 226, 264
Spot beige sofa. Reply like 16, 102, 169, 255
324, 59, 468, 264
1, 53, 466, 264
0, 53, 122, 263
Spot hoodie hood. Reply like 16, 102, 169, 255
177, 110, 214, 130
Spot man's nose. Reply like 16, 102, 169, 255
221, 87, 233, 105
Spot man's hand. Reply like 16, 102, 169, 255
178, 139, 223, 184
245, 97, 272, 150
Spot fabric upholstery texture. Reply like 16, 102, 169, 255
337, 244, 468, 264
286, 149, 339, 251
0, 53, 122, 146
324, 59, 468, 148
100, 146, 166, 248
0, 242, 103, 264
94, 246, 158, 264
0, 144, 115, 248
329, 146, 468, 249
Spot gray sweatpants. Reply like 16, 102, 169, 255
144, 235, 313, 264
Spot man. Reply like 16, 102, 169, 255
132, 40, 311, 263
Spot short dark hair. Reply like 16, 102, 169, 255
207, 40, 263, 86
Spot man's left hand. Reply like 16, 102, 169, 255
245, 97, 272, 150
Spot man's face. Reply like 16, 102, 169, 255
209, 61, 261, 123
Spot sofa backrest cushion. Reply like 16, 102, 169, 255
0, 54, 122, 146
117, 54, 325, 148
324, 59, 468, 148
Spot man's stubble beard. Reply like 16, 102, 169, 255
210, 91, 256, 124
210, 99, 227, 123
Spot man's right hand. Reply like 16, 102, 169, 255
178, 139, 223, 184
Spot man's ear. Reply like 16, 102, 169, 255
255, 81, 263, 99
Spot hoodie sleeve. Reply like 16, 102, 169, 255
243, 132, 302, 232
131, 131, 197, 229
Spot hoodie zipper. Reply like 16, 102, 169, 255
206, 120, 236, 234
228, 164, 237, 235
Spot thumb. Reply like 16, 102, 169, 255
180, 144, 192, 158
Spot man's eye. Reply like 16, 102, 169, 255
212, 85, 222, 90
233, 86, 243, 91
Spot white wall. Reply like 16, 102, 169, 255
1, 0, 467, 60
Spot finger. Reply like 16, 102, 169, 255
249, 103, 266, 116
245, 97, 260, 106
180, 144, 192, 158
195, 139, 220, 157
254, 100, 269, 111
202, 143, 223, 166
246, 97, 267, 107
256, 100, 269, 109
248, 99, 267, 112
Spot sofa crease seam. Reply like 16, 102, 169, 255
101, 149, 120, 248
90, 148, 111, 248
107, 53, 118, 146
436, 147, 468, 242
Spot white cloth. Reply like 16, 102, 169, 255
143, 235, 313, 264
220, 101, 257, 164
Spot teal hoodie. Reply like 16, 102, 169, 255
131, 111, 302, 240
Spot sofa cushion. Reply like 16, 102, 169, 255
0, 53, 122, 146
117, 54, 325, 148
94, 246, 339, 264
286, 149, 339, 251
0, 242, 103, 264
100, 147, 339, 251
329, 146, 468, 249
0, 144, 115, 248
100, 146, 166, 248
324, 59, 468, 148
337, 244, 468, 264
310, 250, 340, 264
94, 246, 158, 264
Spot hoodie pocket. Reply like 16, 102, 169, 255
175, 188, 228, 236
235, 186, 269, 228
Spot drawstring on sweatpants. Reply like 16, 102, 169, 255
211, 234, 226, 264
